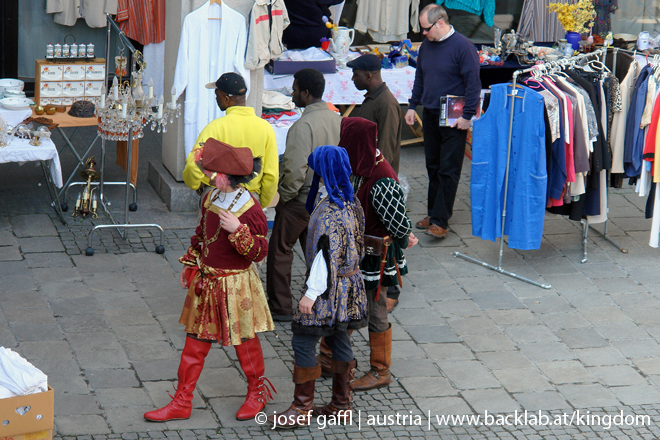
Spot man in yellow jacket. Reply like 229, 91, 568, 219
183, 72, 278, 208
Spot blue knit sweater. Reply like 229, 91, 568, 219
408, 31, 482, 120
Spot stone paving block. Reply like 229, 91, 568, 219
144, 295, 188, 315
406, 269, 453, 287
72, 253, 124, 273
540, 312, 592, 331
10, 214, 57, 237
431, 300, 484, 318
84, 272, 137, 292
198, 367, 247, 398
535, 361, 597, 384
0, 327, 17, 348
573, 347, 630, 367
632, 358, 660, 376
1, 274, 37, 292
77, 349, 131, 370
460, 389, 521, 414
391, 322, 414, 341
559, 289, 616, 308
578, 263, 628, 279
86, 369, 140, 389
485, 309, 541, 327
541, 273, 595, 291
422, 343, 475, 363
55, 415, 111, 435
504, 326, 559, 344
209, 396, 257, 428
628, 309, 660, 326
95, 291, 149, 310
518, 343, 576, 362
0, 230, 19, 246
526, 257, 579, 275
392, 308, 443, 327
468, 292, 526, 310
407, 325, 461, 343
4, 305, 55, 326
0, 290, 48, 309
143, 381, 205, 410
612, 340, 660, 358
492, 369, 554, 393
11, 323, 63, 342
461, 334, 517, 352
438, 361, 501, 390
19, 340, 74, 360
391, 358, 443, 378
513, 391, 573, 411
132, 359, 179, 382
24, 251, 73, 268
135, 279, 182, 298
0, 246, 22, 261
49, 374, 90, 395
399, 377, 457, 397
611, 292, 660, 310
37, 356, 82, 378
589, 366, 648, 386
556, 384, 620, 408
121, 341, 180, 361
58, 314, 111, 333
592, 277, 647, 295
453, 276, 509, 295
40, 280, 93, 299
556, 328, 609, 349
523, 297, 572, 315
503, 280, 557, 299
0, 260, 27, 276
391, 341, 429, 359
576, 305, 632, 324
104, 308, 158, 327
50, 296, 101, 316
106, 406, 179, 433
609, 385, 660, 406
414, 397, 473, 417
112, 324, 169, 343
31, 266, 82, 284
594, 322, 652, 341
476, 351, 535, 371
95, 388, 153, 409
18, 236, 65, 253
448, 317, 501, 335
54, 394, 102, 416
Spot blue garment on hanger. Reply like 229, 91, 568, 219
471, 83, 547, 250
436, 0, 496, 27
624, 64, 651, 178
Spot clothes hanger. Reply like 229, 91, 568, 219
209, 0, 222, 20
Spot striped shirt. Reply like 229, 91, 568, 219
517, 0, 578, 42
116, 0, 165, 46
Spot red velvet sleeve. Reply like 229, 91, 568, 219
227, 205, 269, 262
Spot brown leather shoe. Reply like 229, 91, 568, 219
425, 224, 448, 239
386, 297, 399, 313
415, 217, 431, 229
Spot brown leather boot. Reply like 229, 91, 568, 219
315, 359, 357, 418
269, 364, 321, 429
317, 338, 335, 377
351, 325, 392, 392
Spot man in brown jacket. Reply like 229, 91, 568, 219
266, 68, 342, 321
347, 54, 404, 174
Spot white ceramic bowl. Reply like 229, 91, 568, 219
613, 33, 637, 42
0, 97, 33, 110
0, 78, 25, 96
3, 90, 26, 97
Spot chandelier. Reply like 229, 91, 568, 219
95, 51, 181, 141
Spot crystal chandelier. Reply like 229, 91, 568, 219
95, 51, 181, 141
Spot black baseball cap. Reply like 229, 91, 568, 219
346, 54, 382, 71
205, 72, 247, 96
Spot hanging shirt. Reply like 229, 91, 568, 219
611, 61, 640, 173
355, 0, 420, 43
116, 0, 165, 46
435, 0, 495, 27
173, 1, 249, 157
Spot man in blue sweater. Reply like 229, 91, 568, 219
405, 4, 481, 239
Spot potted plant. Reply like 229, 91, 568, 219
547, 0, 596, 51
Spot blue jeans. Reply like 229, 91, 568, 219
291, 331, 353, 368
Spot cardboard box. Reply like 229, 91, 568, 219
0, 387, 54, 438
266, 56, 335, 75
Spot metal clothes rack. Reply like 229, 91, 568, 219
84, 14, 164, 256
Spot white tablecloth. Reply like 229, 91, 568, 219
264, 66, 416, 105
0, 108, 32, 127
0, 137, 63, 188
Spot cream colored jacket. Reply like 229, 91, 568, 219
245, 0, 289, 70
47, 0, 118, 28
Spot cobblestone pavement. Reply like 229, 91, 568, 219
3, 128, 660, 439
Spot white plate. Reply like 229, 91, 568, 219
0, 78, 24, 96
0, 97, 34, 110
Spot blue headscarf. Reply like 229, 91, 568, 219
305, 145, 355, 213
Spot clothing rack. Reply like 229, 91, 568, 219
454, 48, 616, 288
85, 14, 165, 256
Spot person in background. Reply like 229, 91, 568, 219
405, 4, 481, 239
183, 72, 278, 208
267, 68, 341, 322
144, 139, 275, 423
269, 145, 367, 429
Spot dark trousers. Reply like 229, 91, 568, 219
292, 331, 353, 368
266, 199, 310, 316
422, 109, 468, 229
368, 287, 389, 333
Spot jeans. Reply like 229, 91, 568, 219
422, 109, 468, 229
291, 331, 353, 368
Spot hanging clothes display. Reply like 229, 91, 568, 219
471, 83, 547, 250
245, 0, 290, 70
116, 0, 165, 45
173, 1, 249, 157
46, 0, 118, 28
354, 0, 420, 43
517, 0, 577, 43
435, 0, 496, 27
593, 0, 618, 36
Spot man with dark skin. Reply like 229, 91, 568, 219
266, 68, 341, 321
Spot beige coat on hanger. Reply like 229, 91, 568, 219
46, 0, 118, 28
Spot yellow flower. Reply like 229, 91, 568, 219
547, 0, 595, 34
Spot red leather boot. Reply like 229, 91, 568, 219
234, 336, 276, 420
144, 336, 212, 422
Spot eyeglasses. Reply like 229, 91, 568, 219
421, 18, 440, 33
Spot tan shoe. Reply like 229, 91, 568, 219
415, 217, 431, 229
425, 224, 448, 239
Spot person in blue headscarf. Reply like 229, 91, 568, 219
269, 145, 367, 429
